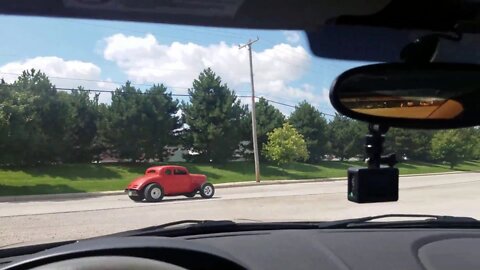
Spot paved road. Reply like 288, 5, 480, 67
1, 172, 480, 248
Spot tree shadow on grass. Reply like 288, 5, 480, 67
118, 162, 226, 182
318, 161, 363, 170
259, 163, 321, 180
461, 161, 480, 168
427, 160, 480, 171
405, 161, 446, 168
186, 165, 221, 180
285, 167, 339, 180
188, 162, 280, 181
191, 162, 287, 181
285, 163, 321, 172
450, 164, 480, 171
396, 163, 419, 169
4, 164, 122, 180
451, 168, 471, 172
120, 163, 153, 175
0, 184, 93, 201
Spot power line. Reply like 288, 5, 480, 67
55, 87, 252, 98
0, 72, 191, 90
56, 87, 191, 96
263, 98, 335, 117
262, 98, 296, 108
0, 72, 253, 95
57, 86, 319, 112
1, 83, 334, 116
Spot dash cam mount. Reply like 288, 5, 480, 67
347, 124, 399, 203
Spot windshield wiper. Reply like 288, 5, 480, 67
316, 214, 480, 229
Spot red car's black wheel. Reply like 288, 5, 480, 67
200, 183, 214, 199
129, 195, 143, 202
184, 190, 197, 198
144, 183, 164, 202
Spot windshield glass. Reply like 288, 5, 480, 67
1, 15, 479, 248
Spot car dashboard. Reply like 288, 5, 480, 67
1, 228, 480, 269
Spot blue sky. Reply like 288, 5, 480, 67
0, 15, 366, 116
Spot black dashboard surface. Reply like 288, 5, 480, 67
185, 229, 480, 270
3, 229, 480, 269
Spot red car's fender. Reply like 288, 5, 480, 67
126, 175, 159, 191
190, 174, 207, 189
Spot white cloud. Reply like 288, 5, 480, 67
255, 82, 327, 115
321, 87, 330, 103
102, 33, 317, 111
96, 77, 118, 90
283, 31, 301, 44
94, 78, 119, 104
0, 56, 114, 103
0, 56, 101, 85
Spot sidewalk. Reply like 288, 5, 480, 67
0, 171, 473, 202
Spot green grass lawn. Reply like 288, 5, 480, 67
1, 160, 479, 196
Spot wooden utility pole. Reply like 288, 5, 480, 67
239, 38, 260, 182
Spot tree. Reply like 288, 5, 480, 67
61, 88, 100, 162
91, 103, 111, 163
140, 84, 182, 160
242, 98, 285, 159
182, 68, 247, 163
459, 127, 480, 160
384, 128, 436, 161
468, 128, 480, 159
263, 123, 309, 166
2, 70, 181, 165
3, 69, 70, 164
107, 82, 144, 160
108, 82, 180, 161
328, 114, 366, 160
0, 81, 10, 148
0, 81, 21, 164
289, 101, 328, 163
431, 129, 473, 168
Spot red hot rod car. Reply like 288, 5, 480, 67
125, 165, 214, 202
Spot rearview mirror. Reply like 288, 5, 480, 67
330, 63, 480, 129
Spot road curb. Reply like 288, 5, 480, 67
399, 170, 476, 177
0, 171, 476, 202
215, 177, 346, 188
0, 179, 339, 203
210, 170, 475, 188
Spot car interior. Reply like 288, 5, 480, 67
1, 0, 480, 269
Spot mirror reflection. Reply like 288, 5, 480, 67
333, 64, 480, 122
340, 91, 464, 119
